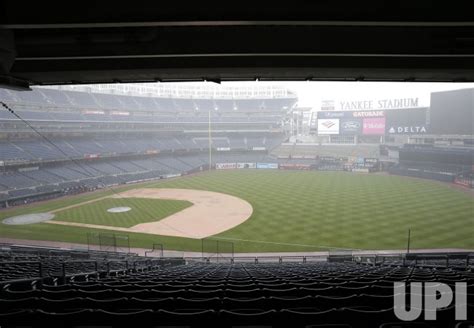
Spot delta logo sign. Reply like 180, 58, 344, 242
388, 126, 428, 134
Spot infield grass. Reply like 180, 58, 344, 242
53, 198, 192, 228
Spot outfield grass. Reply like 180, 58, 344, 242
0, 170, 472, 252
53, 198, 192, 228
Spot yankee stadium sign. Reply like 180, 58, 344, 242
333, 98, 420, 111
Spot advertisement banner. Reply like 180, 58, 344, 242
162, 173, 182, 179
317, 111, 349, 119
364, 158, 378, 164
340, 119, 362, 135
237, 162, 257, 169
110, 111, 130, 116
352, 168, 370, 173
319, 156, 337, 162
252, 147, 266, 151
18, 166, 39, 172
256, 163, 279, 169
363, 117, 386, 135
84, 154, 100, 159
317, 110, 385, 119
83, 110, 105, 115
454, 177, 472, 188
385, 108, 429, 135
352, 111, 385, 118
215, 163, 237, 170
216, 147, 230, 151
318, 119, 340, 135
279, 163, 311, 170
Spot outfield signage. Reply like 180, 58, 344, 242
216, 163, 237, 170
387, 126, 428, 134
84, 154, 100, 159
362, 117, 386, 135
364, 158, 378, 164
318, 111, 348, 119
110, 111, 130, 116
318, 110, 385, 119
352, 168, 370, 173
319, 156, 338, 162
256, 163, 278, 169
352, 111, 385, 118
340, 99, 418, 110
385, 108, 429, 135
279, 163, 311, 170
216, 147, 230, 151
317, 119, 340, 135
237, 162, 256, 169
454, 177, 472, 188
340, 119, 362, 135
18, 166, 39, 172
321, 98, 420, 111
83, 110, 105, 115
162, 173, 181, 179
316, 109, 432, 136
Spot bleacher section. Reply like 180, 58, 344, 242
0, 150, 281, 206
273, 144, 380, 159
0, 134, 284, 163
389, 145, 474, 184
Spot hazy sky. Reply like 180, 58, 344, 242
218, 81, 474, 109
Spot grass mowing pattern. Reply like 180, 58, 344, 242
53, 198, 192, 228
0, 170, 472, 252
149, 171, 474, 252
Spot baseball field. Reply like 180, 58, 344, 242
0, 170, 473, 252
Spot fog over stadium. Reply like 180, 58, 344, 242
0, 80, 473, 327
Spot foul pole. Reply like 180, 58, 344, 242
208, 108, 212, 171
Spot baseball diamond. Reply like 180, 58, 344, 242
1, 170, 472, 253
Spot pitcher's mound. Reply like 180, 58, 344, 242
3, 213, 55, 225
107, 207, 132, 213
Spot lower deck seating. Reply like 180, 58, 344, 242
0, 258, 472, 327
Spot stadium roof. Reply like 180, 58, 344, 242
1, 1, 474, 89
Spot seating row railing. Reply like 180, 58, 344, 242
353, 252, 473, 268
0, 258, 186, 285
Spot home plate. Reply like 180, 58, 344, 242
3, 213, 55, 225
107, 207, 131, 213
